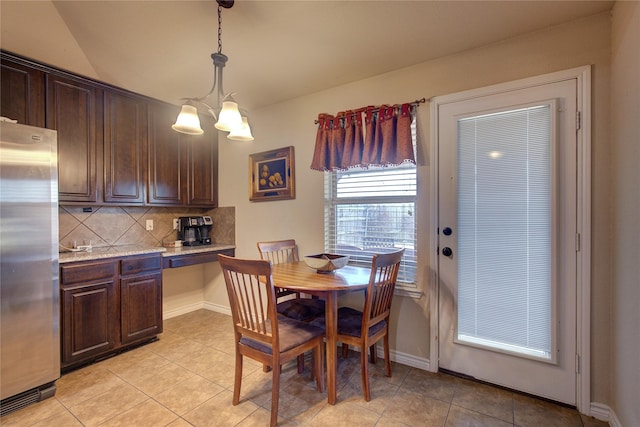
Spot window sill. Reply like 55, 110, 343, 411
395, 285, 423, 299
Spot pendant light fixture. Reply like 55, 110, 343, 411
172, 0, 253, 141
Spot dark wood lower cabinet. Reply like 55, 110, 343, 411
121, 272, 162, 345
120, 255, 163, 345
60, 254, 162, 370
61, 267, 119, 366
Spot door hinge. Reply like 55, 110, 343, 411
576, 111, 581, 131
575, 354, 581, 374
575, 233, 581, 252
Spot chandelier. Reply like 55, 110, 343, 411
172, 0, 253, 141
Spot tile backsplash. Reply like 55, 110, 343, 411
59, 206, 235, 251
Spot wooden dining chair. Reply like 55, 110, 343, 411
217, 254, 325, 427
257, 239, 325, 322
336, 249, 404, 401
257, 239, 326, 374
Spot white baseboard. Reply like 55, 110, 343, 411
382, 347, 430, 371
589, 402, 610, 422
589, 402, 622, 427
590, 402, 621, 426
203, 301, 232, 316
163, 302, 231, 320
608, 408, 622, 427
163, 302, 206, 320
338, 343, 430, 371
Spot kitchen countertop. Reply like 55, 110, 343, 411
59, 244, 235, 264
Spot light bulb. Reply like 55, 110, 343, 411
215, 101, 242, 132
172, 104, 204, 135
228, 116, 254, 141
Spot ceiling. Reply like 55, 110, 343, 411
1, 1, 614, 111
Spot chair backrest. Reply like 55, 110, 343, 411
362, 249, 404, 331
257, 240, 299, 299
218, 254, 280, 348
257, 239, 299, 264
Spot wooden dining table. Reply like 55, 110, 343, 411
270, 261, 371, 405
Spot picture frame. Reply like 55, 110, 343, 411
249, 146, 295, 202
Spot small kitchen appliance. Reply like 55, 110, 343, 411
177, 216, 213, 246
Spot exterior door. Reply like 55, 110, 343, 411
437, 78, 578, 404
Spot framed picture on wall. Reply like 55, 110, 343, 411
249, 146, 295, 202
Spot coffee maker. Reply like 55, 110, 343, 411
177, 216, 213, 246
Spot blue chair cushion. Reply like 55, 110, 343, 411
239, 316, 325, 354
277, 297, 325, 322
310, 307, 386, 338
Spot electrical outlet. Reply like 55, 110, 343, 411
173, 218, 179, 230
146, 219, 154, 231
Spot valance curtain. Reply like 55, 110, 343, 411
310, 103, 416, 172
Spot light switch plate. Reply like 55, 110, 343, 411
146, 219, 153, 231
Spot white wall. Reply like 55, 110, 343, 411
610, 2, 640, 425
163, 264, 205, 318
216, 12, 613, 404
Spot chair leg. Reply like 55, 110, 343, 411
233, 352, 243, 405
270, 363, 281, 427
360, 344, 371, 401
342, 343, 349, 358
369, 344, 377, 364
297, 354, 304, 373
383, 334, 391, 377
313, 342, 325, 392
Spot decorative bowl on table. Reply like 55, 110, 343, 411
303, 253, 349, 273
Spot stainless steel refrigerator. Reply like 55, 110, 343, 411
0, 121, 60, 415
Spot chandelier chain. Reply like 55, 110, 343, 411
217, 5, 223, 54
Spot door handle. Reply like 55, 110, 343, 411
441, 247, 453, 257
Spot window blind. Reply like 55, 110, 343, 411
324, 164, 417, 284
456, 104, 554, 360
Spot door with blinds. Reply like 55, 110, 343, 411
436, 78, 578, 404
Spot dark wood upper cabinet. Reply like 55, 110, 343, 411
46, 74, 102, 203
103, 90, 148, 204
147, 102, 187, 205
188, 117, 219, 207
1, 51, 218, 207
0, 57, 45, 127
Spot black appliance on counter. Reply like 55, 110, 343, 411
177, 216, 213, 246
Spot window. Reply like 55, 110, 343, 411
324, 126, 417, 285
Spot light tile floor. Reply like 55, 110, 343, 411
1, 309, 609, 427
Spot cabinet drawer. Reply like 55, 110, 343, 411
61, 260, 118, 285
121, 254, 162, 276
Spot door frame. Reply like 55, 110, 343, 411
428, 66, 591, 413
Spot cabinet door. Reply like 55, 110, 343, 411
46, 74, 102, 203
104, 90, 148, 204
0, 56, 45, 127
120, 272, 163, 345
147, 102, 187, 205
60, 260, 119, 368
61, 279, 119, 367
187, 118, 218, 207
